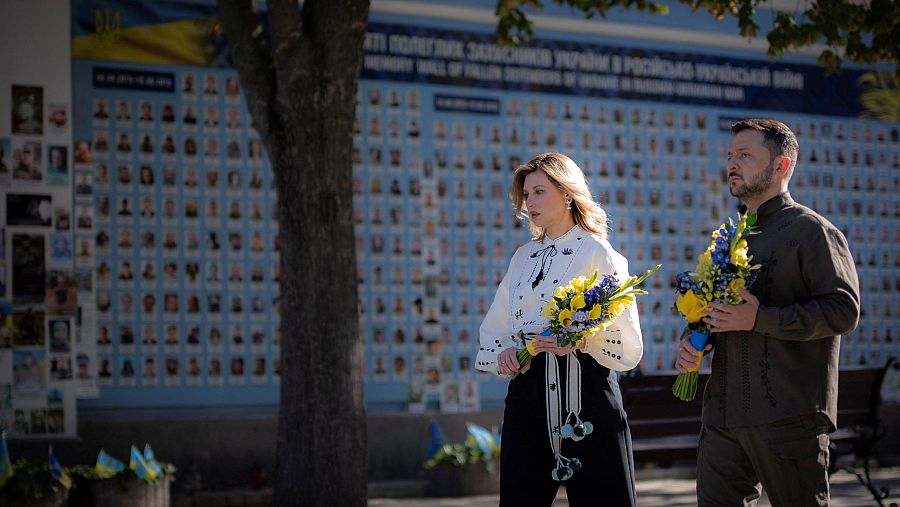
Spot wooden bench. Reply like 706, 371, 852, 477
828, 357, 897, 507
619, 372, 707, 464
619, 357, 896, 505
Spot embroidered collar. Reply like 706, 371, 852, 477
540, 224, 583, 245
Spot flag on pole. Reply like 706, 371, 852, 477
425, 419, 448, 457
129, 445, 158, 481
95, 449, 126, 478
48, 446, 72, 489
466, 422, 499, 456
0, 431, 13, 488
143, 444, 163, 477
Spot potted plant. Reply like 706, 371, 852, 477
80, 446, 176, 507
0, 460, 69, 507
422, 422, 500, 497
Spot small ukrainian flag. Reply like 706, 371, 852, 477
49, 446, 72, 489
95, 449, 126, 478
130, 445, 158, 482
143, 444, 163, 477
466, 422, 500, 456
0, 431, 13, 488
426, 419, 448, 457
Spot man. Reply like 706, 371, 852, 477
14, 143, 41, 180
48, 146, 66, 176
676, 119, 860, 506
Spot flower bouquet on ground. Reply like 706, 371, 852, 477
515, 264, 661, 371
672, 214, 760, 401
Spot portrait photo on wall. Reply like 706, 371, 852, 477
11, 85, 43, 135
48, 102, 68, 131
12, 234, 46, 303
46, 145, 68, 186
11, 139, 43, 182
13, 348, 47, 397
45, 270, 77, 315
12, 309, 45, 347
6, 194, 52, 227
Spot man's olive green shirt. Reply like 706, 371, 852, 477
702, 192, 861, 430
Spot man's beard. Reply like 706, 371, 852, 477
730, 160, 775, 199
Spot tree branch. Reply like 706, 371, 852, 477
497, 0, 899, 75
303, 0, 370, 71
217, 0, 277, 141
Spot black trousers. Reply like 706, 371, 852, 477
499, 352, 637, 507
697, 414, 832, 507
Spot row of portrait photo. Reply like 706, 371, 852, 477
78, 162, 269, 195
94, 320, 278, 352
0, 137, 70, 188
83, 131, 265, 165
91, 73, 243, 130
96, 354, 276, 387
94, 258, 278, 287
4, 388, 67, 436
93, 290, 276, 320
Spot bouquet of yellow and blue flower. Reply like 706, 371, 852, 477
672, 214, 760, 401
515, 264, 661, 371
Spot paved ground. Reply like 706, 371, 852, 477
368, 468, 900, 506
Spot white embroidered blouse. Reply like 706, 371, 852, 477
476, 225, 644, 374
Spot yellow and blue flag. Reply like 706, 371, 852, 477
95, 449, 125, 478
49, 446, 72, 489
426, 419, 447, 457
466, 422, 500, 456
0, 431, 13, 488
143, 444, 163, 477
71, 0, 229, 66
130, 445, 158, 481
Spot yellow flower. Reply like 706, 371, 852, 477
558, 309, 573, 326
554, 286, 567, 299
728, 278, 745, 292
541, 299, 558, 318
526, 340, 538, 356
697, 250, 712, 273
732, 239, 749, 266
608, 297, 632, 317
570, 293, 586, 311
588, 304, 602, 320
571, 276, 587, 292
676, 290, 707, 323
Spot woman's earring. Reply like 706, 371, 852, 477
566, 200, 572, 210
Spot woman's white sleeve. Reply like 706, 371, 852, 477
580, 248, 644, 371
475, 252, 518, 375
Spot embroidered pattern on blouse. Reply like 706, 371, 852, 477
529, 244, 557, 290
508, 233, 587, 332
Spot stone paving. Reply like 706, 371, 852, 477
367, 468, 900, 507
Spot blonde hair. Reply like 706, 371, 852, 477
509, 152, 608, 241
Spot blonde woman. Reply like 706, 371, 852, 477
476, 152, 642, 506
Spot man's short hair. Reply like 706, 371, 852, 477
731, 118, 799, 174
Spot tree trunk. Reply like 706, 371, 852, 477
217, 1, 370, 505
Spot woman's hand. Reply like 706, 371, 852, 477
530, 335, 575, 356
497, 347, 530, 376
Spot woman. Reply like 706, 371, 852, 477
476, 152, 643, 506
